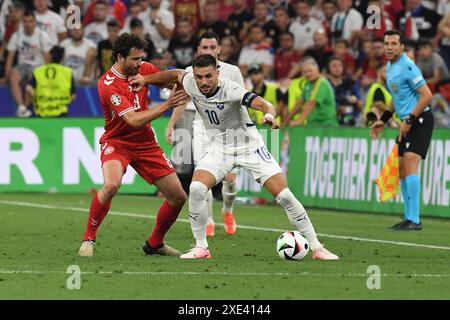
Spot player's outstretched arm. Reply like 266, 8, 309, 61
249, 96, 280, 129
123, 85, 189, 127
165, 103, 187, 144
129, 70, 187, 91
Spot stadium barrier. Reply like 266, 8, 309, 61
0, 118, 449, 218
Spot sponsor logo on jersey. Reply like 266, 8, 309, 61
110, 94, 121, 106
216, 103, 225, 110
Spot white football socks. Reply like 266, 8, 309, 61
205, 189, 214, 225
276, 188, 322, 250
188, 181, 209, 249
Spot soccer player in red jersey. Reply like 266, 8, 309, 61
78, 33, 189, 257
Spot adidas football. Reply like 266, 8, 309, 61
276, 231, 309, 260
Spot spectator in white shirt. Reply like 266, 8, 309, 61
60, 25, 97, 85
330, 0, 363, 46
138, 0, 175, 50
84, 0, 109, 45
238, 23, 274, 78
290, 0, 323, 53
34, 0, 67, 45
5, 10, 52, 117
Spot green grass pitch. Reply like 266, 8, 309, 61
1, 192, 450, 300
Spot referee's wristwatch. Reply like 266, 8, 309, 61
404, 114, 417, 125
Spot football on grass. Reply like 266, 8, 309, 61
276, 231, 309, 260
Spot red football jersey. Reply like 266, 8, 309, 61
98, 62, 160, 147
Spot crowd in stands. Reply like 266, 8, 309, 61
0, 0, 450, 127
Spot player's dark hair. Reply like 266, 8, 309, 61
199, 31, 220, 44
112, 33, 148, 61
383, 30, 403, 44
50, 46, 65, 64
192, 54, 217, 69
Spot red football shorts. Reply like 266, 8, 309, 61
100, 141, 175, 184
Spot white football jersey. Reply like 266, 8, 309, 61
186, 61, 244, 112
182, 72, 264, 152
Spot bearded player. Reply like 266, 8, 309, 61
78, 33, 189, 257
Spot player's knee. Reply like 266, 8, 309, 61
276, 188, 293, 203
189, 181, 209, 201
169, 191, 187, 208
103, 181, 121, 197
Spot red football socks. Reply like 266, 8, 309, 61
148, 200, 181, 248
83, 192, 111, 241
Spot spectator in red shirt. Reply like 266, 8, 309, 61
172, 0, 202, 31
83, 0, 127, 27
274, 31, 302, 81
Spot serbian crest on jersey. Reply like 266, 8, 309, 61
110, 94, 121, 106
216, 103, 225, 110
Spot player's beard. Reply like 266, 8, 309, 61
124, 64, 140, 76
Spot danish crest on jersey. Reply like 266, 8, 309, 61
110, 94, 121, 106
216, 103, 225, 110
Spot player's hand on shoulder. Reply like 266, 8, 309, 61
128, 74, 145, 92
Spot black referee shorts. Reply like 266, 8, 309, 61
398, 110, 434, 159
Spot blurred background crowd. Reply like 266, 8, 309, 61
1, 0, 450, 127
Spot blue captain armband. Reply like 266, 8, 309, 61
242, 92, 258, 107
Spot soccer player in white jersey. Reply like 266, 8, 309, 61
130, 54, 339, 260
166, 31, 242, 237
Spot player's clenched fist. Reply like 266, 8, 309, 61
262, 113, 280, 130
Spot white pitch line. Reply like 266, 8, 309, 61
1, 269, 450, 278
1, 199, 450, 251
